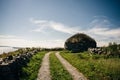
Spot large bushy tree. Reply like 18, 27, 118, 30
64, 33, 97, 52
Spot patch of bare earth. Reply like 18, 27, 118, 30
55, 52, 87, 80
37, 52, 51, 80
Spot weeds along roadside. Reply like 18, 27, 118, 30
50, 52, 73, 80
60, 51, 120, 80
19, 51, 47, 80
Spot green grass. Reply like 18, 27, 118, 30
20, 51, 47, 80
50, 52, 73, 80
60, 51, 120, 80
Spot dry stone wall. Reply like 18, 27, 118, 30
0, 49, 38, 80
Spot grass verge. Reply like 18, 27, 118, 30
60, 51, 120, 80
20, 51, 47, 80
50, 52, 73, 80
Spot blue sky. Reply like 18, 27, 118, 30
0, 0, 120, 47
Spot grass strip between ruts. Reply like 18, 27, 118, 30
50, 52, 73, 80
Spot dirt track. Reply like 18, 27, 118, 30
37, 52, 51, 80
37, 52, 87, 80
55, 52, 87, 80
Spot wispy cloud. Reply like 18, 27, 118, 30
0, 35, 64, 48
87, 27, 120, 46
88, 16, 120, 38
30, 17, 120, 46
88, 27, 120, 38
87, 16, 120, 46
30, 18, 81, 34
1, 16, 119, 48
0, 35, 18, 39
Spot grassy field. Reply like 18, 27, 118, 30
20, 51, 47, 80
50, 52, 73, 80
60, 51, 120, 80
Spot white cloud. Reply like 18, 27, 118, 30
87, 27, 120, 46
50, 21, 81, 34
0, 35, 64, 48
93, 16, 108, 19
88, 16, 120, 38
1, 17, 120, 48
87, 16, 120, 46
30, 17, 120, 47
30, 18, 48, 24
97, 41, 109, 47
0, 35, 18, 39
30, 18, 81, 34
88, 27, 120, 37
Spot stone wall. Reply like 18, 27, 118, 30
0, 49, 38, 80
88, 48, 104, 54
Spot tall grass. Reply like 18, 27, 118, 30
50, 53, 73, 80
60, 51, 120, 80
20, 51, 47, 80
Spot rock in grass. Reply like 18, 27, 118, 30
64, 33, 97, 52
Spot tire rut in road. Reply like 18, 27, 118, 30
37, 52, 51, 80
55, 52, 87, 80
